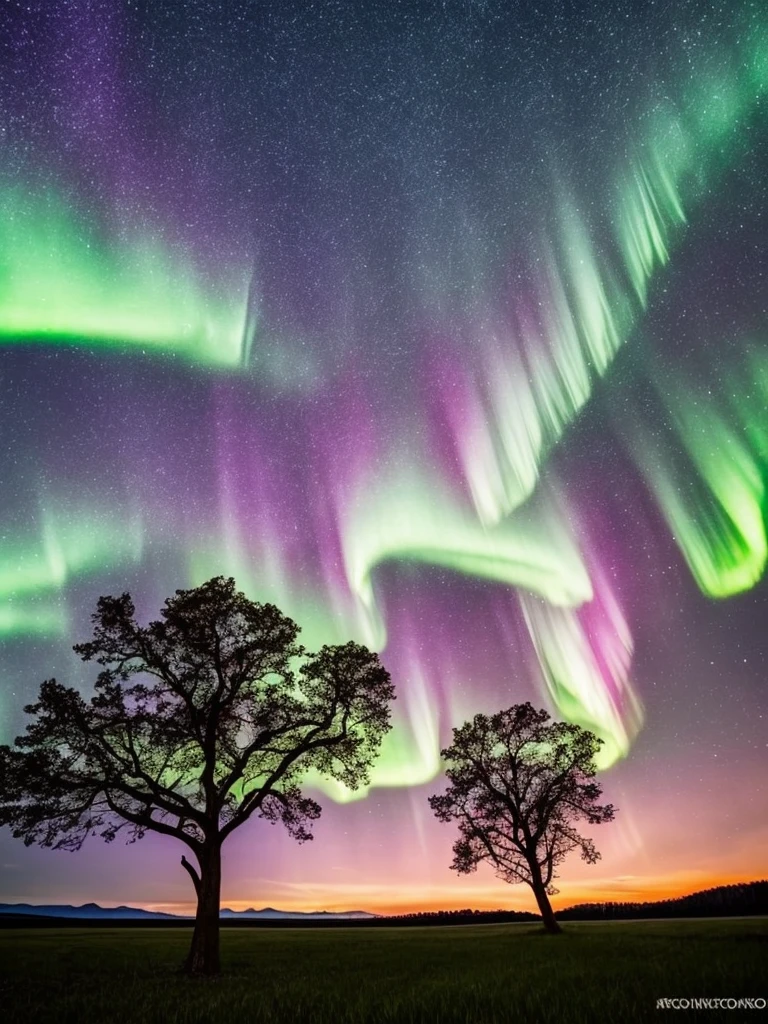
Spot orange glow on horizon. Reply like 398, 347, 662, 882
137, 871, 764, 918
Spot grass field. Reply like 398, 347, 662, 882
1, 920, 765, 1023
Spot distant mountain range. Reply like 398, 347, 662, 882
0, 902, 377, 921
220, 907, 376, 920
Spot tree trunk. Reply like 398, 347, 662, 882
529, 861, 562, 935
183, 843, 222, 976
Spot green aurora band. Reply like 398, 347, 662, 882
0, 495, 145, 639
631, 357, 768, 600
337, 461, 594, 650
520, 590, 642, 771
0, 186, 253, 368
454, 19, 768, 529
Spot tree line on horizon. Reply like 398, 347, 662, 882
396, 881, 768, 923
0, 576, 616, 976
556, 881, 768, 920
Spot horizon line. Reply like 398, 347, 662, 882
3, 877, 765, 918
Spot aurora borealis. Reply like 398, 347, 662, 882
0, 0, 766, 914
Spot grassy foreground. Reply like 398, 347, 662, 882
0, 919, 765, 1023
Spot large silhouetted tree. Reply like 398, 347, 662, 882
0, 577, 395, 975
429, 703, 615, 934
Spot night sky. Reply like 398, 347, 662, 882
0, 0, 766, 915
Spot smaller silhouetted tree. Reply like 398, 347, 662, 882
429, 703, 615, 934
0, 577, 395, 975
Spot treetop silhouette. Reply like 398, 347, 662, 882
429, 702, 615, 934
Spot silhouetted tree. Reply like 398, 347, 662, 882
429, 703, 615, 934
0, 577, 395, 975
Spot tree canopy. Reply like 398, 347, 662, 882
0, 576, 395, 973
429, 703, 615, 933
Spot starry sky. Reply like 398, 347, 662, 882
0, 0, 766, 914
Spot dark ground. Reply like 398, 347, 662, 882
1, 919, 765, 1023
